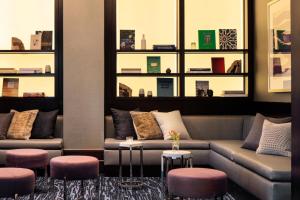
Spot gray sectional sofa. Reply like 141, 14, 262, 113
104, 115, 291, 200
0, 116, 63, 164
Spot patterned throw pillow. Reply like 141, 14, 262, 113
130, 111, 163, 140
7, 110, 39, 140
256, 120, 291, 157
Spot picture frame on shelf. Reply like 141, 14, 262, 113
267, 0, 291, 92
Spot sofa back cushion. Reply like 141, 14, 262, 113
105, 115, 248, 140
53, 116, 63, 138
182, 116, 245, 140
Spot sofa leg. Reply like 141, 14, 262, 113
81, 180, 84, 198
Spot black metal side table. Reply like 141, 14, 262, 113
118, 141, 144, 189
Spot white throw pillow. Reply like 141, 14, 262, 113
256, 119, 291, 157
152, 110, 191, 140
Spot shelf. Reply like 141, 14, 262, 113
0, 50, 55, 54
0, 73, 55, 77
272, 49, 291, 54
117, 73, 180, 77
117, 49, 178, 54
184, 73, 248, 77
184, 49, 248, 54
115, 96, 249, 100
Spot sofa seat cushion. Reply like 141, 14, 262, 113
105, 138, 209, 150
0, 138, 63, 150
210, 140, 291, 181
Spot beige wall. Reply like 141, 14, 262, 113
254, 0, 291, 102
63, 0, 104, 149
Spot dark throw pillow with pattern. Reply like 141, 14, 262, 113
0, 113, 14, 140
31, 110, 59, 139
242, 113, 291, 151
111, 108, 138, 140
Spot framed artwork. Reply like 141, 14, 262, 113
267, 0, 291, 92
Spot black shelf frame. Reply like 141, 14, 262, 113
0, 0, 63, 113
0, 73, 55, 77
104, 0, 254, 115
0, 50, 55, 54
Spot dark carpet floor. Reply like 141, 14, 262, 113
0, 177, 240, 200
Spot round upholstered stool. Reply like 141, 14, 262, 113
50, 156, 100, 200
167, 168, 227, 199
0, 168, 35, 199
6, 149, 49, 172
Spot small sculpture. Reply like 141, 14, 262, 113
45, 65, 51, 74
147, 91, 152, 97
227, 60, 242, 73
11, 37, 25, 50
166, 68, 171, 74
207, 89, 214, 97
139, 89, 145, 97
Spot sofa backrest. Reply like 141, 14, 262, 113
105, 115, 255, 140
54, 115, 63, 138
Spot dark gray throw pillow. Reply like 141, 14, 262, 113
0, 113, 14, 140
31, 110, 59, 139
111, 108, 138, 140
242, 113, 291, 150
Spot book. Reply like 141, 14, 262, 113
211, 57, 225, 73
187, 68, 212, 73
119, 83, 132, 97
121, 68, 142, 73
227, 60, 242, 73
198, 30, 216, 49
11, 37, 25, 50
36, 31, 53, 51
196, 81, 209, 97
223, 90, 245, 95
147, 56, 161, 73
30, 33, 42, 50
273, 57, 282, 75
219, 29, 237, 49
153, 45, 176, 50
0, 68, 17, 74
120, 30, 135, 50
157, 78, 173, 97
19, 68, 43, 74
276, 30, 291, 51
23, 92, 45, 97
2, 78, 19, 97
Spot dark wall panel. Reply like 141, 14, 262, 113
291, 0, 300, 199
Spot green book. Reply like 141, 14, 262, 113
147, 56, 161, 73
198, 30, 216, 49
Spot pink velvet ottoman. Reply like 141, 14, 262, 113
167, 168, 227, 199
50, 156, 100, 200
6, 149, 48, 171
0, 168, 35, 199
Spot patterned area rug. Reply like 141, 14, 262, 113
1, 177, 235, 200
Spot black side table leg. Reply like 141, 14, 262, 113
140, 146, 143, 181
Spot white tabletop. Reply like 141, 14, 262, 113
119, 141, 143, 148
162, 150, 192, 159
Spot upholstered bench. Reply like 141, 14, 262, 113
0, 168, 35, 199
167, 168, 227, 199
50, 156, 100, 200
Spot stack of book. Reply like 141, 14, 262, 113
23, 92, 45, 97
153, 45, 176, 50
121, 68, 141, 73
18, 68, 43, 74
0, 68, 17, 74
223, 90, 247, 97
187, 68, 212, 73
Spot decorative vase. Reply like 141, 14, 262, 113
172, 140, 180, 151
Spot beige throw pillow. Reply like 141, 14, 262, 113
7, 110, 39, 140
130, 111, 163, 140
